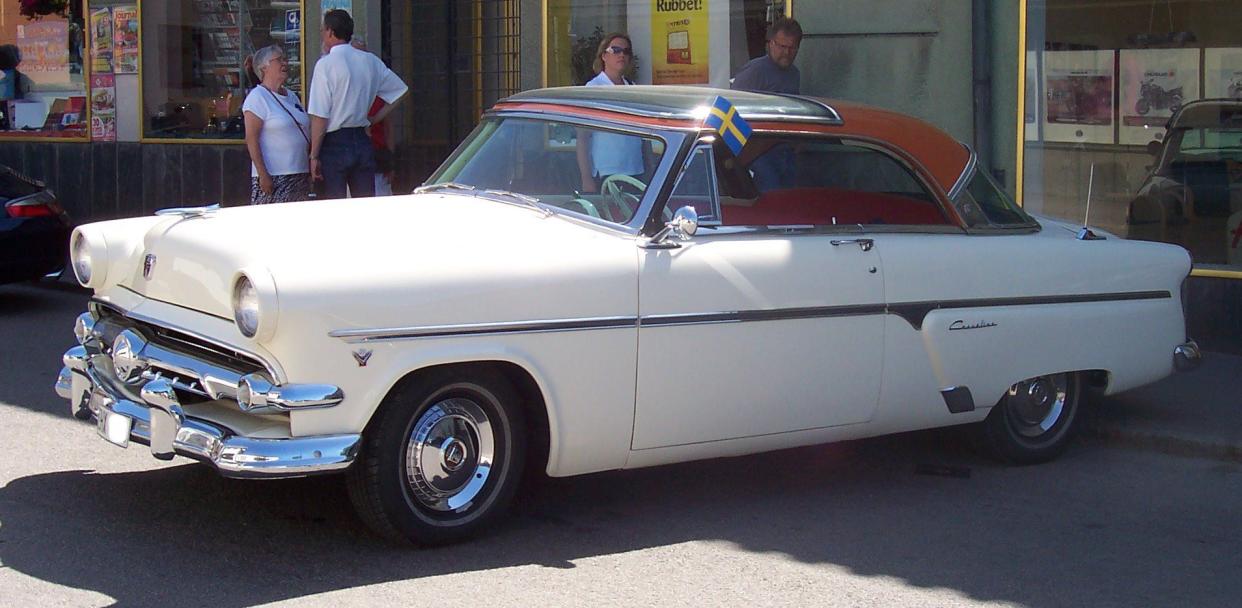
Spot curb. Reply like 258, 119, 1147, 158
1082, 424, 1242, 463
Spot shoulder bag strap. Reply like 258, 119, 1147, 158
262, 85, 311, 149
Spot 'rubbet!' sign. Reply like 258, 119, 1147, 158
651, 0, 708, 84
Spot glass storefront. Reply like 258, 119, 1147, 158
0, 0, 88, 139
544, 0, 787, 88
140, 0, 305, 141
1022, 0, 1242, 272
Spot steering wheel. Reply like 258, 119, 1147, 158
569, 197, 602, 219
600, 174, 647, 220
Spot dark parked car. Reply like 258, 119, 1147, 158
0, 164, 72, 284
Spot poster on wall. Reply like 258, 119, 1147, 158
650, 0, 709, 85
1042, 50, 1115, 144
112, 6, 139, 75
1024, 51, 1040, 142
1204, 48, 1242, 100
321, 0, 351, 14
1119, 49, 1200, 146
90, 73, 117, 142
15, 22, 72, 86
90, 8, 114, 74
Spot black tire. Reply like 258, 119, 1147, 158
1136, 98, 1151, 116
347, 366, 527, 545
977, 371, 1082, 465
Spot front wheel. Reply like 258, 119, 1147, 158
976, 371, 1083, 465
348, 366, 527, 545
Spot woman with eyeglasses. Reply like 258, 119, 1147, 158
243, 45, 312, 204
577, 33, 645, 195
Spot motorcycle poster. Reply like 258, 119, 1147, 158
1119, 49, 1200, 146
1204, 48, 1242, 101
1042, 50, 1115, 144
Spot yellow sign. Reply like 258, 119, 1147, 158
651, 0, 708, 84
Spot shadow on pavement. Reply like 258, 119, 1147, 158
1, 432, 1237, 606
0, 280, 89, 417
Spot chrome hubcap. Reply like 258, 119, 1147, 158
405, 397, 494, 513
1007, 374, 1068, 438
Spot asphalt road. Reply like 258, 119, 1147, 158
2, 280, 1240, 607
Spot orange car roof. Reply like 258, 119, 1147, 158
495, 86, 971, 194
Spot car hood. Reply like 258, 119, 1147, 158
123, 193, 635, 321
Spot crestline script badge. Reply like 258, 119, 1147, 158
949, 319, 998, 331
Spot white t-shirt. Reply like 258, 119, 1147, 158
585, 72, 644, 177
243, 87, 310, 177
307, 43, 408, 133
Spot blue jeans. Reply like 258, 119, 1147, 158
320, 127, 377, 199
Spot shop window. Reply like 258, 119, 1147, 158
140, 0, 303, 141
0, 0, 88, 139
1023, 0, 1242, 270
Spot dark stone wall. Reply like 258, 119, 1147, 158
1186, 276, 1242, 356
0, 141, 251, 222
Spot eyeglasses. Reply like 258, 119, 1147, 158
606, 46, 633, 57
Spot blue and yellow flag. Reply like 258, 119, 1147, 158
703, 96, 752, 157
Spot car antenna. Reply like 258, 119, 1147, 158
1077, 163, 1104, 240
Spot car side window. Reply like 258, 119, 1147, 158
717, 137, 948, 227
666, 146, 719, 222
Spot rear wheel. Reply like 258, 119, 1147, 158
977, 371, 1083, 465
348, 366, 527, 545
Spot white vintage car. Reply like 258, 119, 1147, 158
57, 86, 1200, 544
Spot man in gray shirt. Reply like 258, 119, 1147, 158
731, 18, 802, 95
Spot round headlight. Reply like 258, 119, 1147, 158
71, 232, 92, 286
232, 276, 261, 338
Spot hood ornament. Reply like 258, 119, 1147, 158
155, 203, 220, 219
352, 349, 373, 367
142, 254, 156, 279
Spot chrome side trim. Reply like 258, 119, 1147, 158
887, 290, 1172, 330
947, 144, 978, 201
329, 291, 1173, 342
329, 316, 639, 344
640, 305, 887, 328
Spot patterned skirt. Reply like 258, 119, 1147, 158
250, 173, 313, 205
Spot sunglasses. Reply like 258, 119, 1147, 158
606, 46, 633, 57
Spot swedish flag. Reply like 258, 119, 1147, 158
704, 96, 752, 157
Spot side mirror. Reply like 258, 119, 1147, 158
643, 205, 699, 249
1146, 140, 1162, 158
670, 205, 699, 237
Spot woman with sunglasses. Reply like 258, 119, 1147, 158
577, 33, 645, 195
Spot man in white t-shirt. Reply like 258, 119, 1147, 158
307, 10, 408, 199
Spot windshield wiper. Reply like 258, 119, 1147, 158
482, 189, 553, 217
414, 181, 476, 194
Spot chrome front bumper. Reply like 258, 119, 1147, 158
1174, 339, 1202, 372
56, 311, 359, 479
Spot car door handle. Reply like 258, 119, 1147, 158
830, 238, 874, 252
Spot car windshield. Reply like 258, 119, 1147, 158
425, 117, 668, 225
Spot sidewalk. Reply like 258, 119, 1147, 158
1087, 350, 1242, 462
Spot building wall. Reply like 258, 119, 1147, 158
794, 0, 975, 144
0, 142, 249, 221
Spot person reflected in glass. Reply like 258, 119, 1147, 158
576, 34, 646, 195
243, 45, 312, 204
